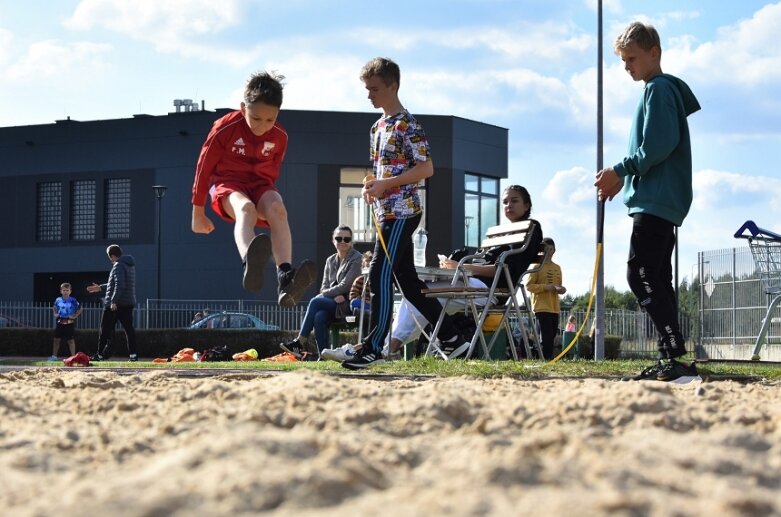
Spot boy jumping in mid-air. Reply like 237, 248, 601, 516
191, 71, 315, 306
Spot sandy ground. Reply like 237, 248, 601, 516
0, 368, 779, 517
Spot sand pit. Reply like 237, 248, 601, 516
0, 368, 779, 516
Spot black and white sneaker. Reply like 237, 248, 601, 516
437, 336, 470, 360
621, 360, 666, 381
90, 353, 105, 362
278, 260, 317, 307
242, 234, 272, 293
341, 349, 385, 370
279, 339, 306, 359
656, 359, 701, 384
128, 354, 138, 362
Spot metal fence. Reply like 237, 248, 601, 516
2, 298, 684, 359
697, 246, 781, 361
0, 299, 307, 332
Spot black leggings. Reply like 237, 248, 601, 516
626, 213, 685, 359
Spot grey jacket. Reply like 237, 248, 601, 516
319, 248, 362, 299
101, 255, 137, 307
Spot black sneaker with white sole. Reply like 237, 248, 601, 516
341, 349, 385, 370
437, 337, 470, 360
243, 234, 272, 293
656, 359, 701, 384
621, 360, 666, 381
278, 260, 317, 307
279, 339, 306, 359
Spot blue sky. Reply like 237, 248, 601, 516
2, 0, 780, 295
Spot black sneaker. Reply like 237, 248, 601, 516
437, 337, 470, 360
656, 359, 701, 384
128, 354, 138, 362
341, 349, 385, 370
278, 260, 317, 307
279, 339, 306, 359
621, 360, 665, 381
90, 353, 105, 362
243, 234, 272, 293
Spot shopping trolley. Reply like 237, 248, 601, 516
734, 220, 781, 360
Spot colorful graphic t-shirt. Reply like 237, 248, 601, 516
369, 110, 430, 221
54, 296, 80, 320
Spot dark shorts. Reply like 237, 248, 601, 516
54, 321, 75, 340
209, 180, 278, 229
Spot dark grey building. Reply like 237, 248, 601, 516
0, 108, 508, 304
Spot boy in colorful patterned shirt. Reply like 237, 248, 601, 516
50, 282, 82, 361
342, 57, 468, 369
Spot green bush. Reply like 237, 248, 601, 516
576, 334, 622, 360
0, 328, 299, 359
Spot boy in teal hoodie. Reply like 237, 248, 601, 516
595, 21, 701, 383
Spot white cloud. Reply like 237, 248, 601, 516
0, 28, 12, 66
63, 0, 250, 64
4, 39, 112, 81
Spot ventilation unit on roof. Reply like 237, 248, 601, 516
172, 98, 204, 113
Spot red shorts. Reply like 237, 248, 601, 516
209, 180, 278, 229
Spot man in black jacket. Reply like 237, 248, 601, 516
87, 244, 138, 361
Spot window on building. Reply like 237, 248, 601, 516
105, 178, 131, 240
464, 173, 499, 247
70, 180, 96, 240
36, 182, 62, 241
339, 167, 426, 243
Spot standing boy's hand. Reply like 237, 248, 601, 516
191, 206, 215, 234
594, 167, 624, 201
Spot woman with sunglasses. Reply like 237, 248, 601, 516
280, 225, 363, 358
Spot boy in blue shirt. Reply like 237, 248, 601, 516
50, 282, 82, 361
595, 21, 701, 383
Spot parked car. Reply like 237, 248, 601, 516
189, 311, 279, 330
0, 314, 28, 328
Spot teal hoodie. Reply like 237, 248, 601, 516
613, 73, 701, 227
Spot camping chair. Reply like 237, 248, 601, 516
421, 220, 549, 360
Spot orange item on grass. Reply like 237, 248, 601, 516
261, 351, 299, 362
232, 352, 255, 361
154, 348, 196, 363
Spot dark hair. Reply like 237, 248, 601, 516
106, 244, 122, 258
333, 224, 352, 236
244, 71, 285, 107
360, 57, 400, 87
503, 185, 533, 219
542, 237, 556, 247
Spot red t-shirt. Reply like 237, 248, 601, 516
191, 110, 288, 206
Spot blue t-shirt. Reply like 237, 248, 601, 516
54, 296, 80, 319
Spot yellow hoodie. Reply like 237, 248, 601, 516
526, 261, 563, 314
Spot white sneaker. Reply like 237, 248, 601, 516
47, 355, 58, 362
321, 343, 359, 362
382, 343, 402, 361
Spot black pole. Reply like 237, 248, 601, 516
152, 185, 167, 301
594, 0, 605, 360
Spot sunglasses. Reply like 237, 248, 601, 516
333, 236, 352, 243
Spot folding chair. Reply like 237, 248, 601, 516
421, 220, 549, 360
734, 220, 781, 360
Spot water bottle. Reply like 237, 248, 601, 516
413, 228, 428, 267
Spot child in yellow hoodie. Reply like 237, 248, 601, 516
526, 237, 566, 360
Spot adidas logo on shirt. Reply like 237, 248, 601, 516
234, 137, 245, 146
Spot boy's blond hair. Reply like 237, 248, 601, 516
614, 21, 661, 54
360, 57, 400, 87
60, 283, 72, 290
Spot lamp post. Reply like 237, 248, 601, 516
152, 185, 167, 301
